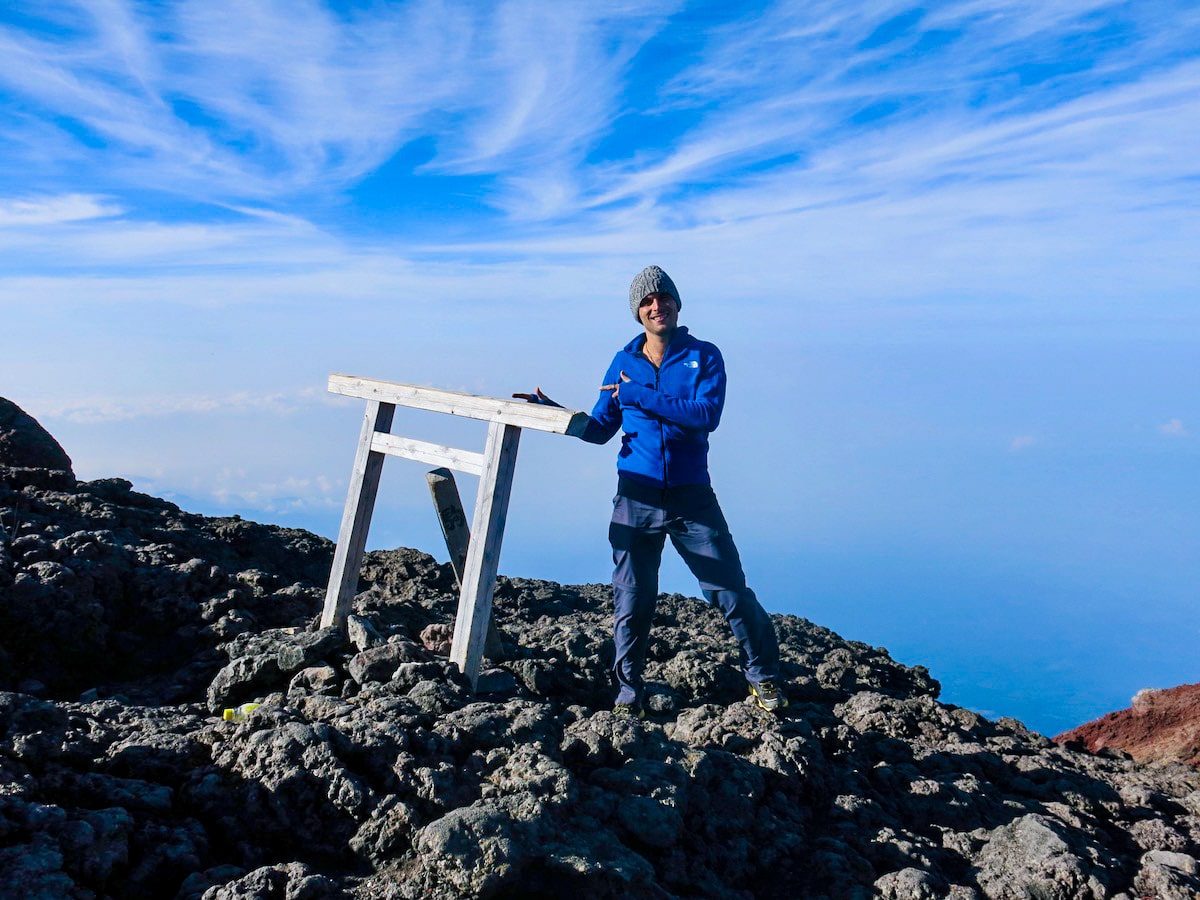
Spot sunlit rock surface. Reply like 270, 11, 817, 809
1056, 683, 1200, 769
2, 399, 1198, 899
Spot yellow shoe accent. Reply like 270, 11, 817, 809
750, 681, 788, 712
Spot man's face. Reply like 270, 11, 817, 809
638, 292, 678, 335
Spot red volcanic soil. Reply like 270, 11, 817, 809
1055, 682, 1200, 767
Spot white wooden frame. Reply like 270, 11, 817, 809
320, 374, 588, 689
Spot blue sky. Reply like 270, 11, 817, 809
1, 1, 1197, 735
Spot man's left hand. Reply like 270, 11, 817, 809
512, 387, 562, 407
599, 371, 631, 398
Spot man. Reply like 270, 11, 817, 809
516, 265, 786, 717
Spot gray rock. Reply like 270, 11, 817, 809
416, 795, 539, 895
406, 678, 470, 714
873, 866, 948, 899
206, 652, 283, 711
207, 718, 375, 850
275, 627, 345, 673
207, 628, 343, 710
1133, 850, 1200, 900
2, 410, 1200, 900
199, 861, 343, 899
349, 795, 420, 863
974, 814, 1114, 899
288, 665, 341, 697
0, 840, 78, 899
346, 614, 384, 652
475, 667, 518, 694
0, 397, 73, 476
347, 642, 424, 685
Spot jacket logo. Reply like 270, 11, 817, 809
684, 360, 699, 369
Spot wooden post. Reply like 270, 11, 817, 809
320, 401, 394, 630
321, 375, 587, 690
450, 422, 521, 689
426, 468, 504, 659
426, 468, 471, 578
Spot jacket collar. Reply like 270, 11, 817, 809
624, 326, 692, 361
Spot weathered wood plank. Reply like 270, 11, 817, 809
329, 374, 589, 436
425, 468, 503, 659
425, 468, 471, 582
320, 401, 395, 630
449, 422, 521, 688
372, 433, 485, 476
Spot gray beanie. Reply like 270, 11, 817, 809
628, 265, 681, 320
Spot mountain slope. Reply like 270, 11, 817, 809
2, 397, 1199, 899
1056, 684, 1200, 769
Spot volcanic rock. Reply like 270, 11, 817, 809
0, 396, 75, 490
1055, 682, 1200, 768
1, 403, 1199, 898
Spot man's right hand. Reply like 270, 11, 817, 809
599, 371, 631, 399
512, 387, 562, 407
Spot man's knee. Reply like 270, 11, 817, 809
613, 579, 659, 611
705, 586, 767, 618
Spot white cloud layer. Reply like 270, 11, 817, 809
40, 388, 328, 425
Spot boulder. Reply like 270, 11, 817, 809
0, 397, 73, 476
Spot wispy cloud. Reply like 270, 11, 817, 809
1159, 418, 1187, 437
574, 1, 1200, 230
209, 471, 342, 515
0, 194, 123, 226
2, 0, 1196, 237
41, 387, 328, 425
0, 0, 474, 198
1, 3, 1197, 351
426, 3, 677, 165
1009, 435, 1036, 452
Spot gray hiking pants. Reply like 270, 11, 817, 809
609, 479, 781, 706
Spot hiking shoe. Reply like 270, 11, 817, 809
613, 702, 646, 720
749, 681, 788, 713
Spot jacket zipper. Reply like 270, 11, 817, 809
655, 361, 667, 486
638, 334, 675, 489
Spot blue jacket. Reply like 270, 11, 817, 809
582, 327, 725, 487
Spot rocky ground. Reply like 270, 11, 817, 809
2, 396, 1200, 899
1056, 684, 1200, 770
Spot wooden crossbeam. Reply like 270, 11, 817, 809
371, 433, 485, 476
329, 374, 589, 436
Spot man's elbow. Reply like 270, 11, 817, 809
690, 407, 721, 431
581, 419, 616, 444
